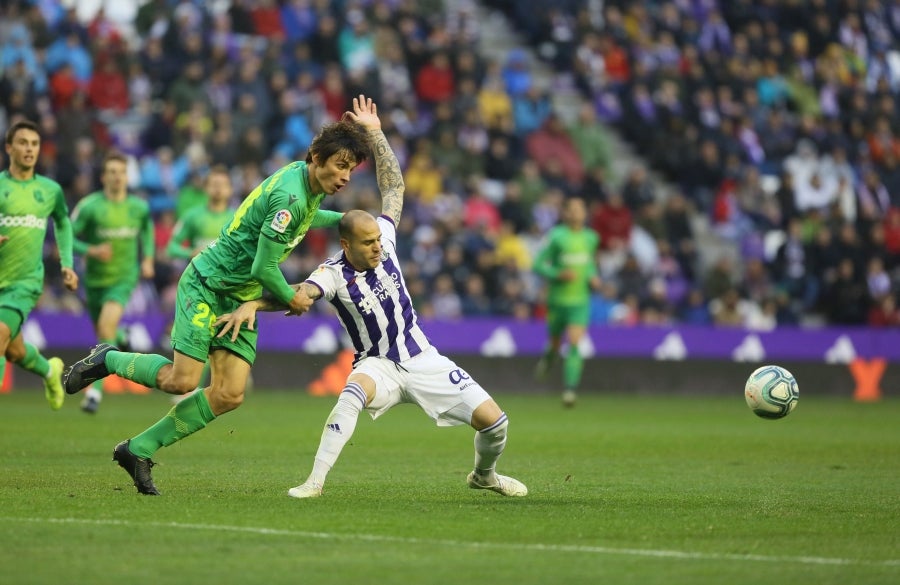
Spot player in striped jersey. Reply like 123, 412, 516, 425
217, 100, 527, 498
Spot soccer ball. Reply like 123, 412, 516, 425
744, 365, 799, 419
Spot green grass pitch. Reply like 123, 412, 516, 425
1, 389, 898, 585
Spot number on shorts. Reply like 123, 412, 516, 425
191, 302, 217, 332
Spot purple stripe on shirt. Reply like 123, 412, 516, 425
384, 257, 423, 357
331, 296, 364, 355
360, 268, 384, 356
332, 262, 365, 355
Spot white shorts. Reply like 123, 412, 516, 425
352, 346, 492, 426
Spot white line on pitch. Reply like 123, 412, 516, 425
3, 516, 898, 568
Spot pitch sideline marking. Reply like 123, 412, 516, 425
3, 516, 899, 568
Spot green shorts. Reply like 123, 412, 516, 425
86, 282, 137, 324
171, 266, 258, 365
0, 283, 41, 338
546, 303, 590, 336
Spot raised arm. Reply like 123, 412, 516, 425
344, 95, 404, 223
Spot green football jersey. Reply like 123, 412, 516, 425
0, 170, 73, 291
191, 161, 342, 302
71, 192, 154, 288
166, 206, 234, 260
533, 225, 600, 306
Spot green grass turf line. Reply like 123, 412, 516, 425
0, 390, 897, 585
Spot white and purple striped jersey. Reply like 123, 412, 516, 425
305, 215, 431, 364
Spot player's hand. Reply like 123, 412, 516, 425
61, 267, 79, 291
215, 301, 261, 342
558, 269, 576, 282
287, 290, 314, 315
140, 257, 155, 279
88, 242, 113, 262
342, 94, 380, 131
589, 276, 602, 292
0, 235, 9, 247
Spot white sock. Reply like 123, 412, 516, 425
473, 413, 508, 481
306, 382, 366, 486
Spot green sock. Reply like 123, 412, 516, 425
105, 351, 172, 388
563, 345, 583, 391
541, 347, 558, 365
0, 357, 6, 381
129, 390, 217, 458
18, 343, 50, 378
91, 338, 117, 395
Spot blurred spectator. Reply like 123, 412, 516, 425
431, 274, 463, 320
525, 113, 584, 188
822, 259, 868, 324
461, 274, 493, 317
512, 84, 551, 136
591, 191, 631, 252
404, 151, 443, 204
567, 103, 612, 180
868, 295, 900, 327
415, 51, 455, 105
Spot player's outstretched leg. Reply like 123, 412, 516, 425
288, 381, 367, 499
467, 413, 527, 497
63, 343, 118, 395
112, 440, 159, 495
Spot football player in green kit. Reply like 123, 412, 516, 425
165, 164, 236, 401
0, 120, 79, 410
533, 197, 601, 407
63, 95, 376, 495
166, 165, 235, 261
71, 151, 155, 413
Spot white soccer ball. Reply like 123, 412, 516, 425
744, 365, 799, 419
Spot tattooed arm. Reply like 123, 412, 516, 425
345, 94, 405, 223
257, 282, 323, 312
367, 128, 404, 223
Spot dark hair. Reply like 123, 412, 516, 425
102, 150, 128, 171
306, 120, 369, 166
208, 163, 230, 177
5, 119, 40, 144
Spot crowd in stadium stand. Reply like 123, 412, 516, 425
2, 0, 900, 330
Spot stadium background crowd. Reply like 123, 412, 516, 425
2, 0, 900, 332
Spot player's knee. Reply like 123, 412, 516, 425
5, 344, 25, 362
479, 413, 508, 437
471, 399, 505, 431
159, 369, 199, 394
208, 386, 244, 414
